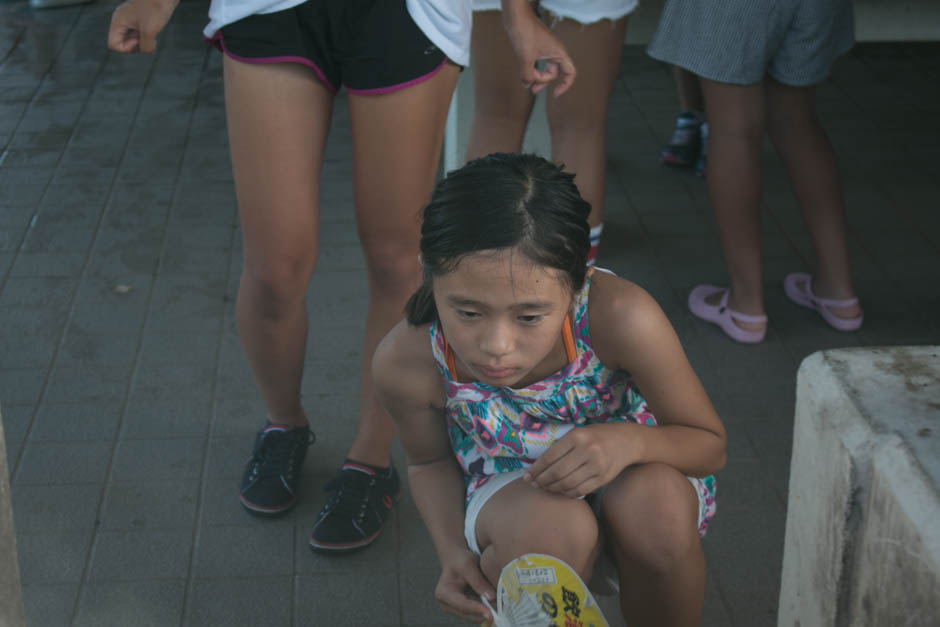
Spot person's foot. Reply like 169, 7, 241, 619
309, 461, 400, 554
703, 287, 766, 334
689, 285, 767, 343
660, 111, 704, 167
239, 423, 314, 516
783, 273, 863, 331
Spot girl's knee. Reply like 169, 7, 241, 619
492, 500, 600, 582
711, 117, 764, 144
240, 253, 315, 317
359, 239, 422, 291
604, 464, 701, 569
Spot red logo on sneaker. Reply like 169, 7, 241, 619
382, 495, 394, 509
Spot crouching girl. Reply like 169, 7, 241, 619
374, 153, 725, 626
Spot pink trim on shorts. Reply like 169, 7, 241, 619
205, 32, 339, 94
345, 58, 450, 95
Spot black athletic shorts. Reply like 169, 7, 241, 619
208, 0, 450, 94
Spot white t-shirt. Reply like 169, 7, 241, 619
204, 0, 472, 67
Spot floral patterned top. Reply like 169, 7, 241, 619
429, 271, 658, 504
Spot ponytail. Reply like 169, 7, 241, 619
405, 281, 437, 326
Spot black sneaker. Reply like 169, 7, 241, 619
309, 460, 400, 553
239, 423, 314, 517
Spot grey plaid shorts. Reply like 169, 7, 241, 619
647, 0, 854, 86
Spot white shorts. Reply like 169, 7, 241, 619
463, 468, 709, 554
464, 469, 624, 594
471, 0, 637, 24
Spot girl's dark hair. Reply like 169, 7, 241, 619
405, 153, 591, 325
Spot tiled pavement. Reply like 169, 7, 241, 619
1, 1, 939, 625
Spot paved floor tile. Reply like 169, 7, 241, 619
9, 252, 87, 277
14, 440, 113, 486
43, 365, 131, 404
12, 483, 102, 532
88, 528, 194, 582
29, 402, 123, 442
186, 577, 292, 627
193, 524, 294, 579
0, 333, 57, 369
21, 582, 79, 627
100, 479, 199, 531
294, 572, 400, 626
398, 569, 466, 627
16, 529, 94, 585
110, 438, 205, 482
74, 580, 186, 627
57, 333, 140, 369
0, 403, 32, 445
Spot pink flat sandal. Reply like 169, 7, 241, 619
688, 284, 767, 344
783, 272, 863, 332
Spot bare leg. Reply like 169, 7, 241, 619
699, 77, 767, 331
345, 64, 460, 466
465, 10, 536, 160
225, 57, 334, 428
674, 66, 704, 113
602, 463, 705, 627
765, 79, 861, 319
546, 15, 628, 228
475, 479, 602, 586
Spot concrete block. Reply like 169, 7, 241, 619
779, 346, 940, 627
122, 398, 212, 439
849, 440, 940, 626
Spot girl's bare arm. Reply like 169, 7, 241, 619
372, 321, 495, 620
590, 272, 727, 477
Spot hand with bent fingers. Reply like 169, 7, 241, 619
524, 423, 640, 498
435, 547, 496, 623
108, 0, 179, 54
501, 0, 576, 97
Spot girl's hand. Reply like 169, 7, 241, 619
524, 423, 640, 497
501, 0, 576, 97
107, 0, 179, 54
435, 547, 496, 623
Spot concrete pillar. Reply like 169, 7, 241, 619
0, 405, 26, 627
779, 347, 940, 627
